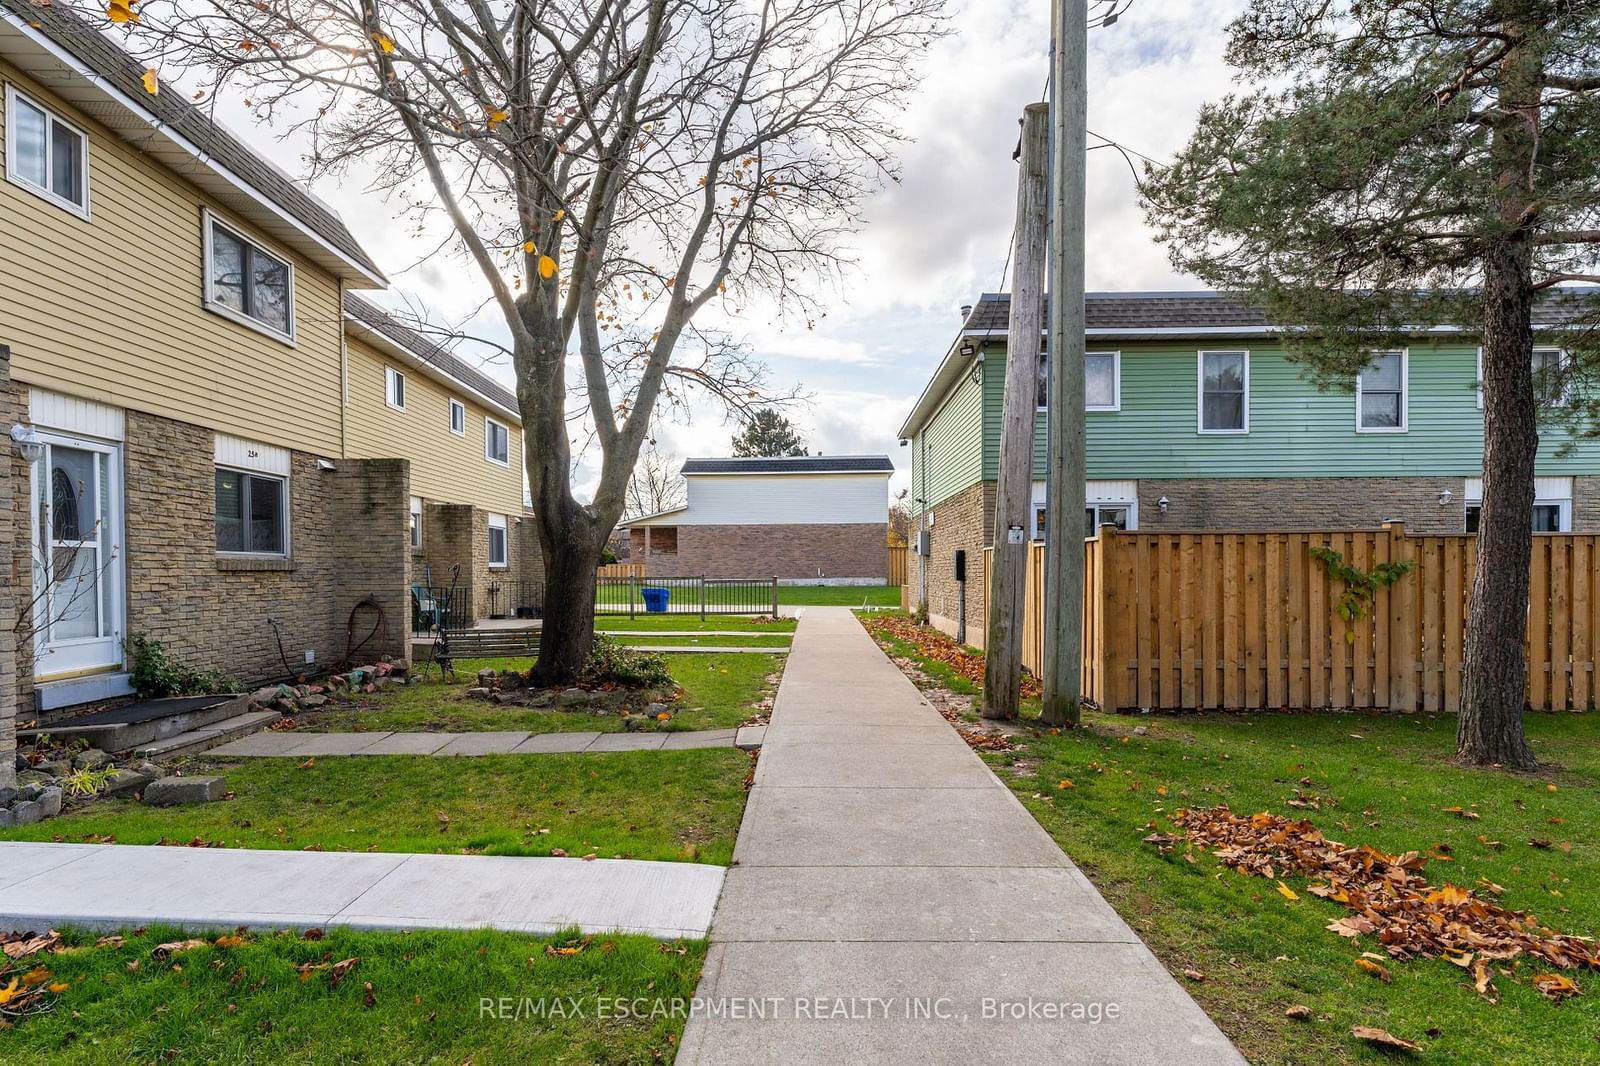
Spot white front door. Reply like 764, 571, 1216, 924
29, 430, 125, 678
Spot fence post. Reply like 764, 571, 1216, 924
1383, 522, 1411, 712
628, 577, 635, 620
700, 578, 707, 621
771, 577, 779, 617
1098, 526, 1124, 711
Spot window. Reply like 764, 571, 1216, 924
385, 366, 406, 411
1476, 347, 1570, 407
5, 86, 89, 217
1198, 350, 1248, 433
485, 417, 510, 465
487, 513, 508, 568
1086, 503, 1132, 532
216, 468, 287, 555
1030, 482, 1137, 540
1464, 477, 1570, 533
204, 212, 294, 340
1357, 350, 1407, 431
449, 399, 466, 436
409, 496, 422, 549
1035, 351, 1121, 411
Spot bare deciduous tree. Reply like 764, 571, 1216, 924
108, 0, 945, 681
623, 444, 686, 520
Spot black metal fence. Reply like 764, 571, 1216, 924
411, 584, 474, 637
594, 576, 778, 617
484, 579, 544, 621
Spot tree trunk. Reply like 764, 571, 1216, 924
1458, 24, 1541, 769
532, 529, 604, 685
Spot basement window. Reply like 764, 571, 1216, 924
488, 513, 508, 568
216, 468, 287, 555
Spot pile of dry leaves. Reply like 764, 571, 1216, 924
1162, 806, 1597, 1002
861, 614, 1041, 699
0, 931, 65, 1026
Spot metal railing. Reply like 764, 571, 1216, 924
483, 579, 544, 620
411, 584, 473, 637
594, 576, 778, 617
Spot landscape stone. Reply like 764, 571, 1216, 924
16, 770, 53, 789
477, 668, 499, 686
37, 787, 63, 819
527, 691, 556, 708
0, 787, 15, 806
143, 776, 229, 806
465, 687, 491, 699
298, 695, 329, 709
103, 770, 152, 797
134, 761, 163, 779
0, 808, 13, 829
557, 687, 590, 706
74, 749, 112, 770
36, 759, 72, 777
252, 686, 280, 704
645, 702, 670, 717
17, 783, 43, 802
11, 800, 43, 826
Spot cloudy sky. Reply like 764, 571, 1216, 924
230, 0, 1245, 499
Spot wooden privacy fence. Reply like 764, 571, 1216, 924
887, 545, 909, 586
986, 524, 1600, 714
596, 563, 646, 578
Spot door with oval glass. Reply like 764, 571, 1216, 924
29, 430, 125, 678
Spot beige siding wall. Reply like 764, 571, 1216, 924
344, 337, 523, 513
0, 63, 346, 456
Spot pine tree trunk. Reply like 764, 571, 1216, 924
1457, 27, 1541, 769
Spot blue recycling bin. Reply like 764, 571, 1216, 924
641, 586, 671, 613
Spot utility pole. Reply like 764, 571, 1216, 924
982, 101, 1048, 721
1041, 0, 1087, 726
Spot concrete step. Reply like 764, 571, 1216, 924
133, 710, 285, 760
19, 694, 250, 754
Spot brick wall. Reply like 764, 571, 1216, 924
638, 523, 887, 582
1136, 477, 1469, 533
1575, 477, 1600, 533
417, 503, 542, 619
122, 409, 410, 685
0, 351, 17, 789
919, 481, 992, 643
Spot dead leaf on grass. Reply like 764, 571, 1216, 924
151, 939, 205, 960
1284, 1004, 1312, 1020
1351, 1026, 1420, 1052
1533, 973, 1581, 1001
328, 958, 360, 988
1356, 957, 1393, 982
1, 931, 61, 959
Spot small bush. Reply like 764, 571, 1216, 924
126, 633, 236, 699
583, 635, 673, 688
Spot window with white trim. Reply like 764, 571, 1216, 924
487, 513, 508, 568
1476, 347, 1570, 407
1198, 350, 1248, 433
1035, 351, 1121, 411
1464, 477, 1571, 533
385, 366, 406, 411
204, 212, 294, 340
449, 399, 466, 436
5, 85, 89, 217
409, 496, 423, 549
1029, 482, 1137, 540
216, 468, 287, 555
485, 417, 510, 465
1357, 350, 1407, 431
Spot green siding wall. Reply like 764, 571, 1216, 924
913, 371, 984, 508
963, 341, 1599, 480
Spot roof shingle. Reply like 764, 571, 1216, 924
344, 296, 519, 416
681, 456, 894, 475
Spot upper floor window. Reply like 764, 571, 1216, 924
385, 366, 406, 411
449, 399, 466, 436
1476, 347, 1570, 407
204, 211, 294, 341
5, 85, 89, 218
485, 417, 510, 465
1034, 351, 1121, 411
1357, 350, 1407, 431
1198, 350, 1248, 434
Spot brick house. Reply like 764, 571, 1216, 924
0, 0, 535, 778
623, 456, 893, 584
900, 291, 1600, 641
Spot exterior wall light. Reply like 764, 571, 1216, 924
1157, 495, 1170, 513
9, 423, 43, 464
1437, 488, 1454, 506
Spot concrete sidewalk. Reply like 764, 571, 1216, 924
0, 842, 723, 939
209, 726, 759, 757
677, 608, 1243, 1065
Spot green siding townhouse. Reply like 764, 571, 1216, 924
898, 291, 1600, 640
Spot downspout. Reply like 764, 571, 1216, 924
337, 278, 349, 458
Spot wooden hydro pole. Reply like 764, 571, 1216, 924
981, 101, 1049, 721
1042, 0, 1088, 726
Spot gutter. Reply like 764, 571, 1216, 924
344, 315, 521, 424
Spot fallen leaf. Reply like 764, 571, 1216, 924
1351, 1026, 1420, 1052
1277, 881, 1299, 902
1284, 1004, 1312, 1020
141, 68, 158, 94
2, 931, 62, 959
151, 939, 205, 960
328, 957, 360, 988
1356, 958, 1392, 983
1533, 973, 1581, 1001
297, 758, 316, 769
1182, 968, 1205, 982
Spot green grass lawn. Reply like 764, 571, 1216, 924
594, 615, 796, 633
0, 750, 748, 863
299, 653, 782, 735
0, 924, 703, 1064
618, 635, 792, 649
779, 585, 900, 607
869, 615, 1600, 1065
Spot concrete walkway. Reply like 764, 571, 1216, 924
210, 727, 763, 757
0, 841, 723, 939
677, 608, 1243, 1065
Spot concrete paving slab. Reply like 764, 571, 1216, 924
753, 741, 996, 789
732, 785, 1070, 868
208, 731, 306, 756
710, 865, 1137, 944
734, 725, 766, 750
759, 723, 969, 748
333, 854, 725, 939
678, 940, 1244, 1065
432, 732, 531, 756
0, 843, 726, 940
0, 842, 102, 891
353, 732, 461, 755
509, 731, 603, 753
277, 732, 394, 756
661, 729, 737, 750
586, 732, 668, 752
